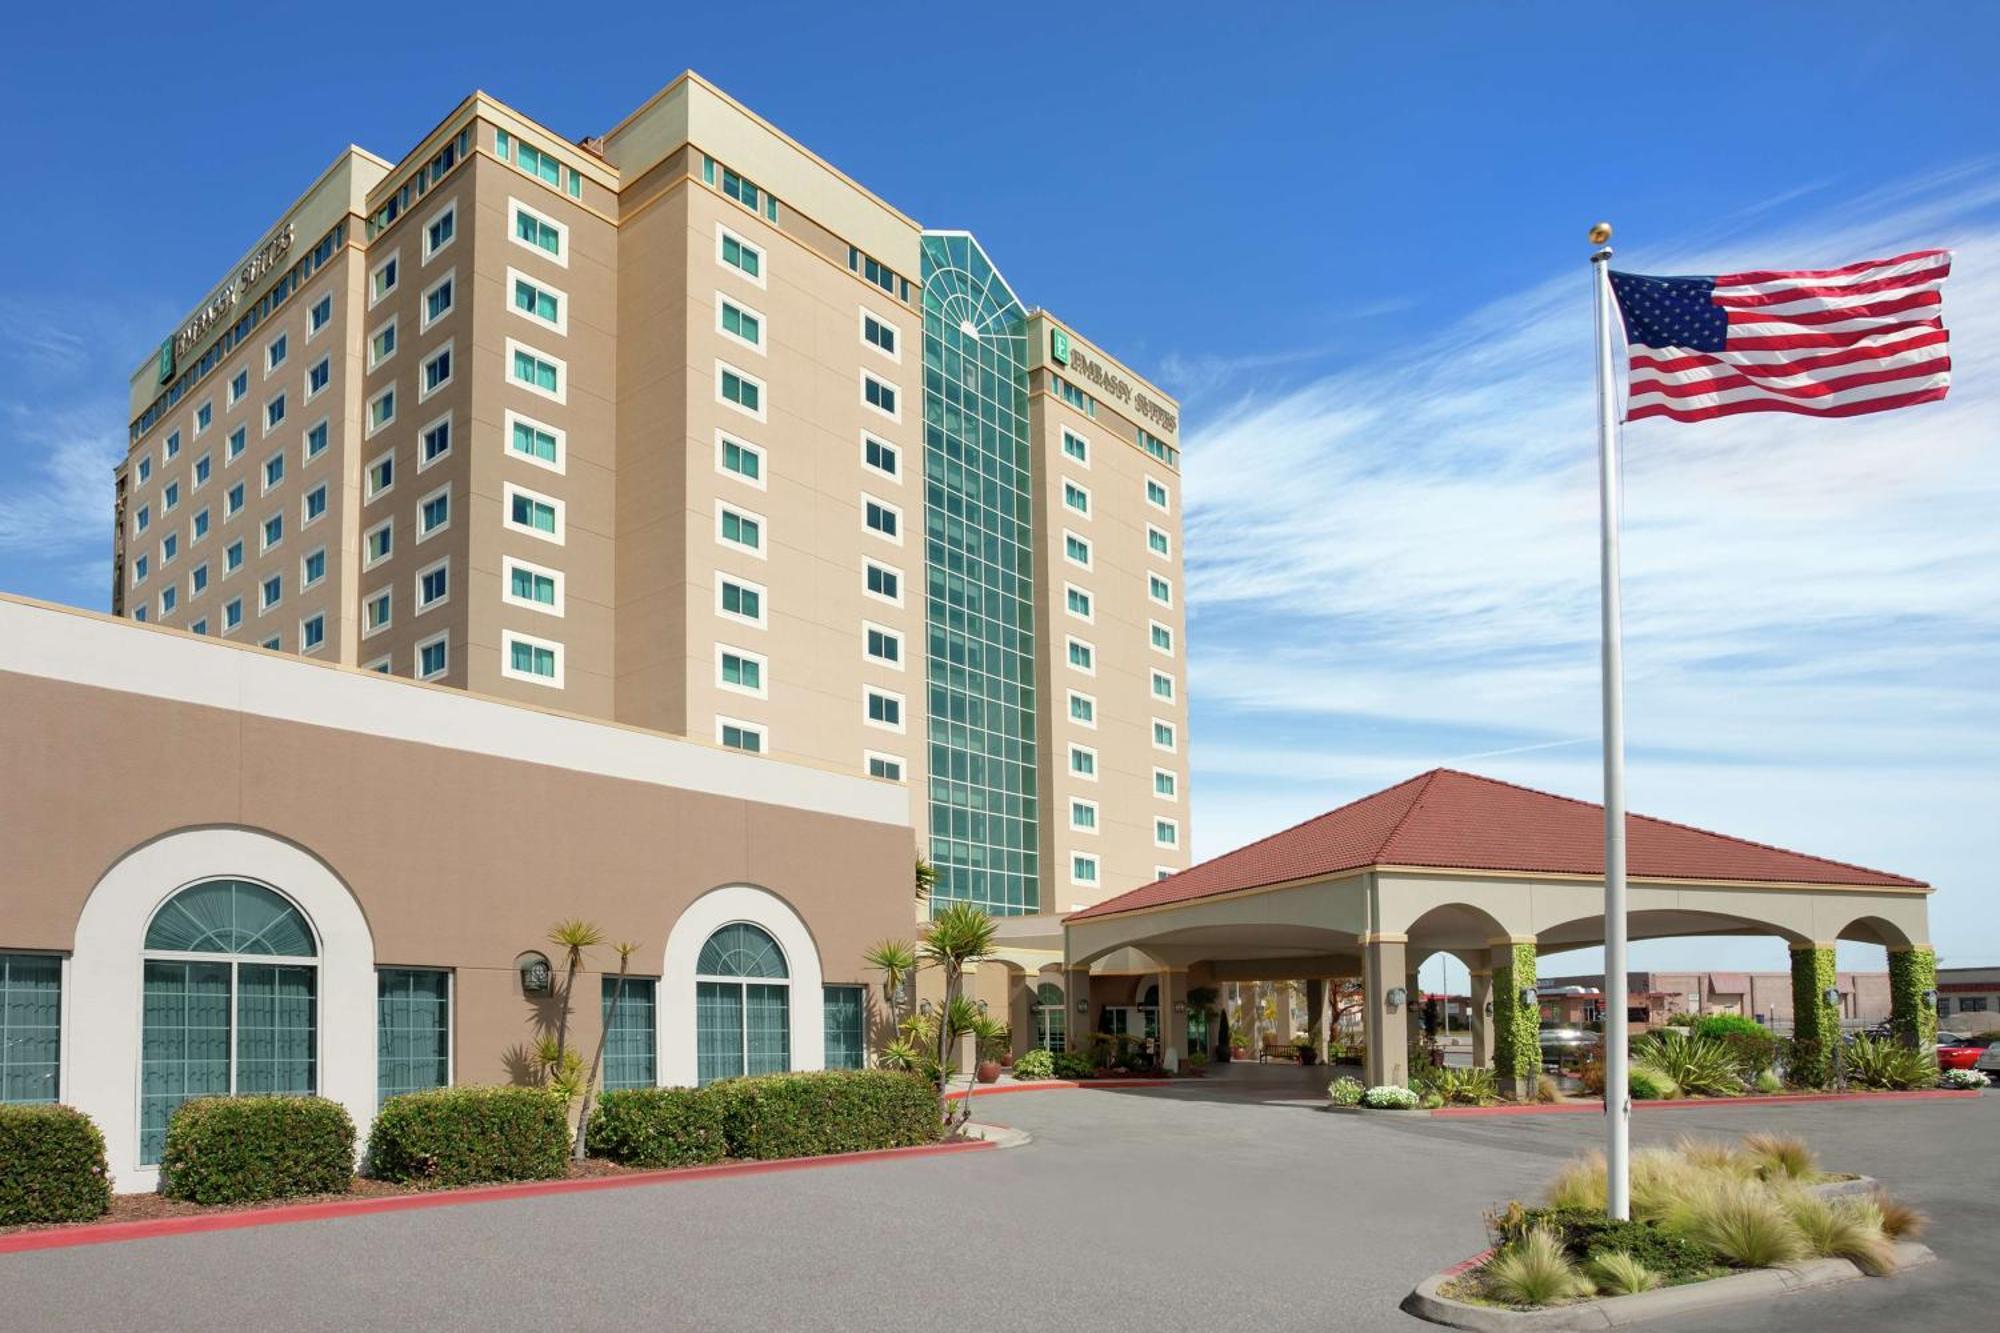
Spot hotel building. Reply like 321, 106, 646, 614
112, 71, 1188, 921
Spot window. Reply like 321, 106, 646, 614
139, 880, 318, 1162
303, 484, 327, 525
601, 977, 657, 1091
503, 631, 562, 686
192, 509, 210, 540
718, 646, 766, 696
1055, 375, 1095, 415
421, 343, 453, 397
163, 481, 180, 512
134, 504, 151, 535
847, 246, 900, 296
863, 496, 900, 542
509, 271, 563, 332
823, 984, 865, 1071
368, 386, 396, 434
307, 356, 331, 398
505, 558, 563, 614
695, 923, 789, 1085
264, 393, 287, 433
1138, 426, 1179, 465
863, 559, 900, 605
160, 532, 179, 565
1069, 744, 1097, 779
716, 575, 762, 626
1064, 481, 1090, 516
862, 435, 899, 479
378, 969, 451, 1104
510, 200, 566, 263
1068, 690, 1096, 727
1150, 573, 1173, 606
132, 554, 149, 584
417, 634, 448, 680
1066, 637, 1095, 675
228, 425, 246, 461
508, 413, 563, 471
193, 404, 210, 436
509, 341, 564, 401
865, 753, 904, 782
718, 226, 763, 283
1151, 621, 1175, 654
1065, 585, 1092, 622
262, 452, 285, 492
1064, 532, 1092, 569
515, 142, 563, 187
1034, 982, 1067, 1055
309, 294, 333, 334
861, 311, 898, 359
229, 369, 249, 405
1154, 768, 1178, 799
190, 619, 207, 636
137, 457, 153, 486
1062, 430, 1088, 465
718, 364, 763, 417
223, 597, 242, 631
260, 634, 281, 650
364, 587, 391, 635
260, 513, 283, 552
266, 333, 288, 372
718, 297, 762, 349
416, 559, 449, 611
1071, 854, 1099, 887
300, 612, 326, 653
1147, 477, 1170, 509
158, 585, 177, 616
718, 434, 763, 485
301, 548, 326, 588
370, 252, 399, 304
225, 540, 244, 573
423, 201, 456, 259
366, 452, 395, 501
1070, 799, 1098, 832
1152, 670, 1175, 701
1155, 818, 1180, 849
863, 623, 901, 666
420, 416, 451, 467
132, 606, 146, 622
1153, 719, 1178, 751
718, 719, 764, 753
194, 454, 211, 487
505, 484, 561, 542
225, 482, 244, 517
1148, 525, 1171, 558
364, 520, 392, 566
423, 272, 455, 329
718, 164, 772, 217
865, 688, 904, 732
718, 503, 763, 555
861, 373, 898, 420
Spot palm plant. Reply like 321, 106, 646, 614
863, 938, 918, 1038
1633, 1029, 1744, 1097
1842, 1034, 1937, 1090
573, 940, 638, 1160
546, 917, 606, 1060
913, 856, 937, 901
919, 902, 998, 1126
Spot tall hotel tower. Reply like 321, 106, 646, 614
114, 73, 1188, 916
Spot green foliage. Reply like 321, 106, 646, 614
1012, 1048, 1055, 1080
1633, 1030, 1745, 1097
863, 938, 917, 1009
160, 1095, 355, 1205
1660, 1177, 1808, 1267
1413, 1064, 1500, 1105
1628, 1064, 1679, 1100
1479, 1226, 1594, 1307
703, 1070, 939, 1160
1360, 1084, 1421, 1109
1940, 1067, 1986, 1090
1788, 946, 1839, 1087
1755, 1069, 1785, 1094
369, 1086, 571, 1187
1689, 1014, 1780, 1077
1785, 1191, 1896, 1276
1588, 1251, 1662, 1295
587, 1088, 727, 1169
1051, 1051, 1097, 1079
1491, 943, 1539, 1083
1740, 1132, 1816, 1181
1887, 948, 1938, 1050
1327, 1076, 1364, 1106
1843, 1034, 1937, 1090
0, 1103, 110, 1224
1491, 1203, 1723, 1283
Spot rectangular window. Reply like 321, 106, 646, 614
423, 203, 457, 259
303, 483, 327, 524
719, 165, 768, 215
228, 425, 246, 461
1154, 768, 1178, 799
1065, 585, 1092, 621
1064, 481, 1090, 516
368, 386, 396, 434
1066, 637, 1094, 674
229, 369, 248, 404
370, 252, 399, 303
1152, 670, 1175, 701
367, 452, 394, 500
377, 969, 452, 1104
135, 504, 150, 534
1153, 719, 1178, 751
822, 985, 865, 1072
510, 201, 566, 262
510, 271, 563, 331
506, 485, 561, 541
1070, 799, 1098, 832
421, 344, 453, 396
417, 634, 448, 680
862, 435, 899, 479
137, 457, 152, 486
861, 373, 898, 419
225, 482, 244, 517
718, 504, 763, 554
509, 343, 563, 400
132, 554, 148, 584
261, 513, 283, 551
718, 435, 763, 484
719, 364, 763, 416
307, 357, 330, 397
192, 509, 209, 540
224, 597, 242, 630
421, 416, 452, 466
718, 297, 762, 348
863, 623, 901, 666
1069, 744, 1097, 779
225, 540, 244, 573
719, 227, 763, 282
194, 454, 211, 486
1148, 525, 1171, 557
601, 977, 658, 1091
424, 273, 455, 327
1071, 854, 1099, 886
0, 953, 63, 1104
364, 588, 391, 634
865, 688, 904, 731
718, 647, 765, 696
1147, 477, 1170, 509
263, 452, 284, 491
309, 294, 333, 333
160, 533, 178, 565
865, 754, 903, 782
506, 558, 564, 614
717, 575, 762, 626
364, 521, 392, 566
1064, 532, 1092, 569
863, 497, 900, 542
1155, 818, 1180, 849
193, 404, 210, 436
163, 481, 180, 512
266, 335, 287, 373
301, 548, 326, 587
863, 560, 900, 605
718, 719, 764, 753
1149, 574, 1173, 606
265, 394, 287, 432
508, 413, 563, 470
417, 559, 449, 610
861, 312, 898, 358
1063, 430, 1088, 465
516, 142, 563, 186
300, 612, 326, 652
1151, 621, 1175, 654
1068, 690, 1095, 727
260, 573, 283, 611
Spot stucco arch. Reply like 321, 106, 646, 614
1401, 902, 1515, 955
660, 883, 825, 1086
1834, 914, 1918, 951
1536, 906, 1814, 952
70, 825, 377, 1191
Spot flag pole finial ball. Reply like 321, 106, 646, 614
1588, 222, 1614, 245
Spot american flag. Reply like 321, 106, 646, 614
1609, 249, 1952, 424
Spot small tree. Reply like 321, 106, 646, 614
573, 940, 639, 1160
919, 902, 998, 1128
914, 856, 937, 902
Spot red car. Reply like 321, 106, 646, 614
1937, 1035, 1990, 1070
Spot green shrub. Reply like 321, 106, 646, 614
1495, 1204, 1723, 1282
1690, 1015, 1780, 1077
1634, 1030, 1744, 1097
1360, 1084, 1421, 1110
160, 1096, 355, 1205
1628, 1064, 1679, 1100
368, 1086, 570, 1187
588, 1088, 726, 1169
0, 1104, 111, 1224
1589, 1250, 1661, 1295
1012, 1048, 1055, 1080
1480, 1226, 1594, 1307
1050, 1051, 1097, 1080
704, 1070, 938, 1160
1843, 1035, 1937, 1090
1327, 1076, 1364, 1106
1939, 1067, 1986, 1090
1754, 1069, 1785, 1094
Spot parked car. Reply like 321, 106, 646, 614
1936, 1036, 1986, 1071
1538, 1027, 1600, 1070
1976, 1041, 2000, 1082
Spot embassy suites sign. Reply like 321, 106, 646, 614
158, 222, 297, 382
1049, 328, 1177, 436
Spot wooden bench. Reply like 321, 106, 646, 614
1259, 1038, 1298, 1063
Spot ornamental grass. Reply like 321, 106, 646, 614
1480, 1226, 1595, 1307
1586, 1250, 1662, 1296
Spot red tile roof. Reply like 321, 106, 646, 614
1068, 769, 1926, 922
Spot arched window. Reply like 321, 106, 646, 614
1140, 982, 1160, 1043
1034, 982, 1066, 1053
695, 923, 789, 1085
140, 880, 318, 1163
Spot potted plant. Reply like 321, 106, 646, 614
972, 1014, 1008, 1084
1294, 1034, 1319, 1066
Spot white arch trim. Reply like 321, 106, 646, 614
660, 884, 824, 1087
70, 827, 376, 1191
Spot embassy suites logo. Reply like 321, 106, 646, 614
159, 221, 298, 381
1049, 327, 1179, 436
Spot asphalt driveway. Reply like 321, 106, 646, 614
4, 1073, 1993, 1332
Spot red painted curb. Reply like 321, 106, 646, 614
0, 1139, 994, 1257
945, 1078, 1178, 1100
1442, 1246, 1496, 1278
1429, 1088, 1980, 1119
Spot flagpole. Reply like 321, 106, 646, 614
1589, 221, 1632, 1222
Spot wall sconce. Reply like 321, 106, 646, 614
919, 999, 934, 1018
1173, 1001, 1188, 1015
1075, 998, 1089, 1014
1483, 1000, 1495, 1018
976, 998, 989, 1014
1822, 986, 1842, 1008
517, 951, 553, 995
1386, 986, 1408, 1008
1921, 989, 1939, 1009
1519, 987, 1539, 1008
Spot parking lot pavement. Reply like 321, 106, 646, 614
2, 1082, 1991, 1332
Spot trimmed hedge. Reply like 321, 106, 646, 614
589, 1087, 727, 1169
369, 1086, 570, 1188
1495, 1205, 1722, 1282
160, 1096, 355, 1205
704, 1070, 938, 1160
0, 1104, 111, 1224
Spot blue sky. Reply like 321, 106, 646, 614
3, 4, 1995, 982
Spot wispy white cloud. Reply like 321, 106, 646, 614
0, 417, 119, 554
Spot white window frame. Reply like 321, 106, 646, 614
861, 620, 903, 670
1069, 743, 1099, 782
259, 451, 285, 496
506, 266, 568, 336
861, 492, 903, 546
415, 481, 452, 544
503, 481, 564, 546
1063, 478, 1092, 517
362, 653, 391, 673
418, 411, 453, 472
418, 340, 455, 403
368, 249, 401, 308
716, 500, 767, 560
862, 750, 905, 783
860, 432, 900, 483
859, 307, 901, 364
306, 289, 334, 343
863, 686, 906, 735
304, 354, 332, 404
715, 222, 765, 289
262, 392, 287, 438
501, 629, 565, 688
298, 611, 327, 656
506, 337, 567, 405
226, 368, 248, 408
1063, 582, 1094, 624
1149, 573, 1174, 608
714, 573, 765, 629
1066, 688, 1097, 731
715, 292, 766, 355
420, 268, 456, 333
1070, 852, 1100, 888
715, 431, 766, 490
1153, 766, 1180, 802
1066, 634, 1097, 678
1146, 476, 1171, 512
1063, 529, 1093, 571
365, 386, 396, 438
715, 715, 767, 753
362, 584, 392, 637
301, 482, 328, 529
1147, 523, 1172, 560
715, 643, 769, 700
1152, 669, 1177, 703
1062, 429, 1090, 469
859, 370, 901, 424
715, 359, 766, 423
1069, 798, 1100, 834
1149, 618, 1176, 657
421, 198, 458, 262
414, 556, 451, 615
257, 573, 283, 614
414, 632, 449, 682
363, 518, 394, 570
1155, 817, 1181, 850
264, 332, 288, 377
1152, 718, 1179, 753
504, 409, 566, 476
862, 557, 903, 608
508, 198, 569, 268
502, 554, 566, 618
258, 511, 284, 555
300, 545, 328, 591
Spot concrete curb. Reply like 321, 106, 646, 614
1428, 1089, 1980, 1119
1402, 1238, 1934, 1330
960, 1122, 1032, 1149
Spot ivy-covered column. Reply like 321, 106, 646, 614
1888, 947, 1938, 1051
1490, 940, 1538, 1097
1788, 945, 1840, 1087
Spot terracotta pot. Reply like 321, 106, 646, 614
999, 1051, 1015, 1068
976, 1060, 1002, 1083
